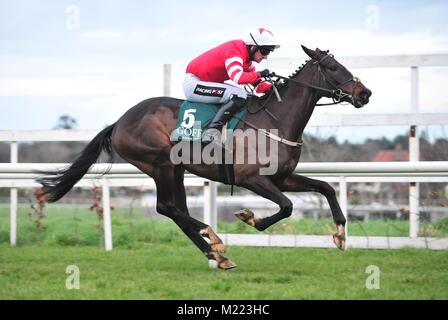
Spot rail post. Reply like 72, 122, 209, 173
10, 141, 18, 246
409, 66, 420, 238
163, 64, 172, 97
339, 176, 348, 247
203, 180, 218, 231
101, 178, 113, 251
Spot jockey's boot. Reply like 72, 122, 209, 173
202, 96, 246, 144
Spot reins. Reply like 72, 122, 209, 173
235, 54, 360, 148
270, 73, 351, 105
269, 55, 359, 106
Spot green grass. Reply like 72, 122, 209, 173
220, 218, 416, 237
222, 217, 448, 237
0, 204, 191, 247
0, 204, 447, 299
0, 244, 447, 299
1, 204, 447, 248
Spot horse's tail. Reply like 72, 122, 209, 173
36, 123, 116, 203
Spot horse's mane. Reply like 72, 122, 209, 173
253, 51, 329, 100
276, 58, 312, 90
277, 48, 330, 90
289, 59, 311, 79
251, 58, 312, 102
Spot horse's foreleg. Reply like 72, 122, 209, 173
236, 176, 293, 231
173, 165, 225, 254
278, 174, 346, 251
155, 167, 234, 269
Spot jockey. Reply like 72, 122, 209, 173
183, 27, 280, 143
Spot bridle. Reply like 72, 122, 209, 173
313, 54, 360, 105
268, 54, 360, 106
239, 53, 362, 148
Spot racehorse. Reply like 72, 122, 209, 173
37, 46, 371, 269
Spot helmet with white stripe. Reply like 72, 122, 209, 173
245, 27, 280, 50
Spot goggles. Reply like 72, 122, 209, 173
258, 47, 273, 56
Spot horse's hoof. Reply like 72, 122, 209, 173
333, 234, 347, 251
219, 258, 237, 270
234, 209, 256, 227
206, 251, 236, 270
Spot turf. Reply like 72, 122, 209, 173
0, 204, 447, 299
0, 244, 447, 300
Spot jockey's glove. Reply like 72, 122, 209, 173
259, 69, 271, 78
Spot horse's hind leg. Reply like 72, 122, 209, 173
278, 174, 346, 251
154, 166, 235, 269
235, 175, 294, 231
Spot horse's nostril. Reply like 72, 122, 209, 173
360, 89, 371, 101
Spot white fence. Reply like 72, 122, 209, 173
1, 54, 448, 250
1, 162, 448, 250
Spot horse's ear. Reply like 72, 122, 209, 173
301, 45, 317, 60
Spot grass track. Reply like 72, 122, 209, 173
1, 244, 447, 299
1, 205, 447, 299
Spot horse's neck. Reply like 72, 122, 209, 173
267, 64, 321, 141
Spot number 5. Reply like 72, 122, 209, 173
181, 109, 196, 129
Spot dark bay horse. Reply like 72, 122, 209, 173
38, 46, 371, 269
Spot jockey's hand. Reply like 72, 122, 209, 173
259, 69, 271, 78
253, 79, 262, 87
255, 81, 273, 94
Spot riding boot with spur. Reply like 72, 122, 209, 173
202, 96, 246, 144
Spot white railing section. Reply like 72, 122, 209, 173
1, 162, 448, 250
269, 53, 448, 69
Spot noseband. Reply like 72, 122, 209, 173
313, 54, 360, 105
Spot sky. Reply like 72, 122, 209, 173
0, 0, 447, 142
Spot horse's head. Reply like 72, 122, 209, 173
301, 45, 372, 108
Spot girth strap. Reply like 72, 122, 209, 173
259, 129, 303, 148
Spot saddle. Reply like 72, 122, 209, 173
171, 101, 246, 142
171, 101, 247, 193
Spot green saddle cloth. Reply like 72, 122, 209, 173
171, 101, 246, 142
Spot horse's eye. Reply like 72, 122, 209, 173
329, 65, 337, 71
